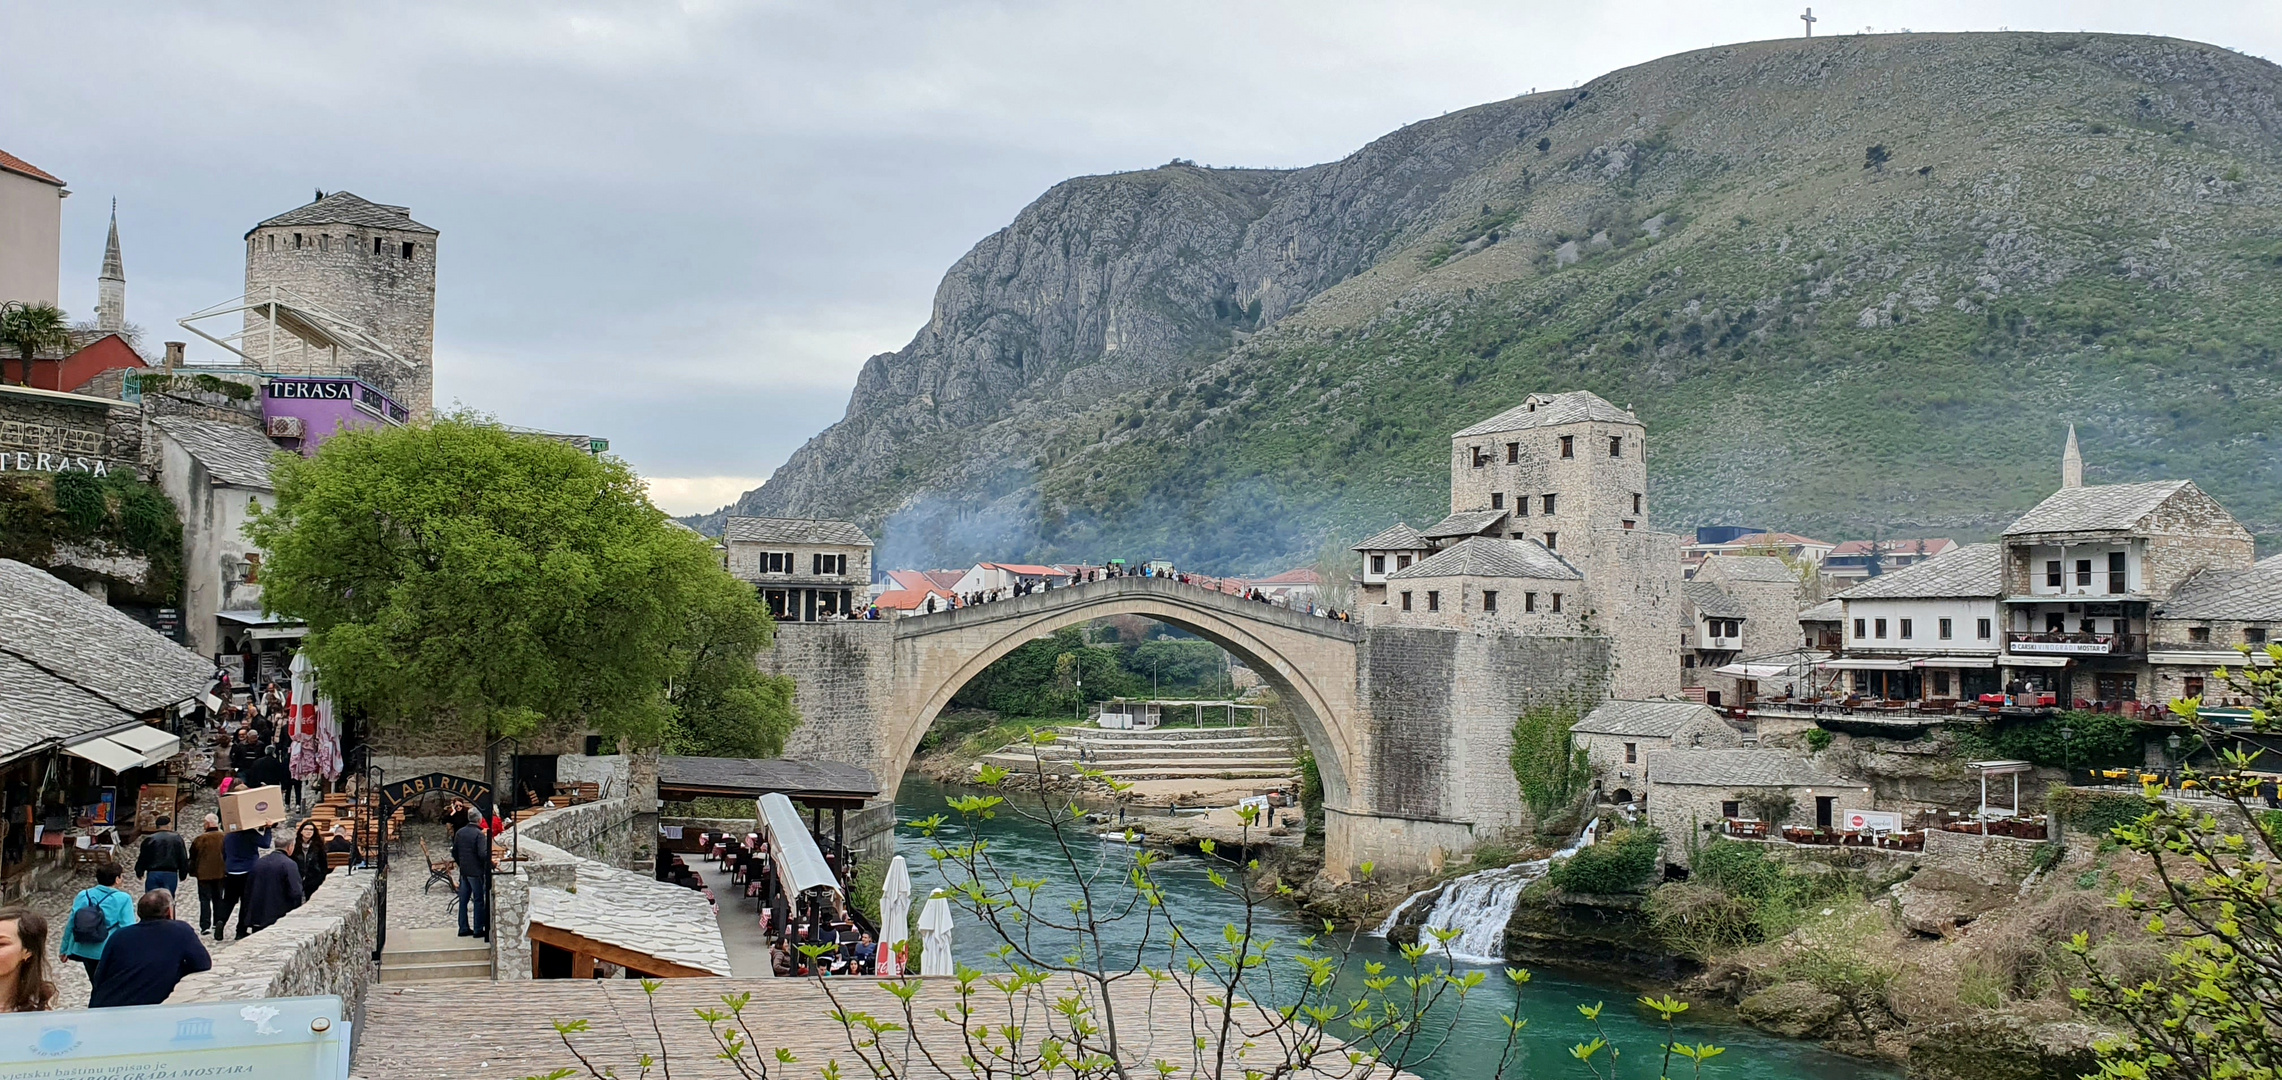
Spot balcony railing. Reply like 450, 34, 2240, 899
2007, 631, 2146, 656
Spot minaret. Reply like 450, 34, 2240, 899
2061, 424, 2083, 489
95, 200, 125, 335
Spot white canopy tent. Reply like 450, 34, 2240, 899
1967, 760, 2037, 819
877, 855, 912, 978
757, 792, 841, 899
917, 890, 956, 977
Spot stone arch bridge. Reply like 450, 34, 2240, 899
759, 575, 1608, 877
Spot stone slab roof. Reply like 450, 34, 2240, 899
1685, 581, 1744, 619
1643, 748, 1854, 788
658, 756, 880, 801
1353, 523, 1427, 551
0, 651, 139, 761
154, 415, 280, 489
1799, 599, 1845, 623
2002, 480, 2194, 536
0, 559, 209, 717
2158, 564, 2282, 622
248, 190, 436, 236
723, 516, 873, 546
1453, 391, 1637, 437
2259, 553, 2282, 570
1698, 554, 1802, 584
1573, 700, 1720, 739
1835, 543, 2002, 600
1420, 510, 1508, 539
1388, 536, 1581, 581
529, 856, 733, 978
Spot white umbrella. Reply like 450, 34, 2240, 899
877, 856, 912, 977
916, 890, 956, 977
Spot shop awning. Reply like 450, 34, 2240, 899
61, 724, 181, 773
63, 735, 145, 773
1912, 656, 1996, 668
2000, 655, 2072, 668
107, 725, 181, 764
758, 792, 840, 897
1820, 658, 1912, 671
1714, 663, 1795, 678
2150, 651, 2275, 668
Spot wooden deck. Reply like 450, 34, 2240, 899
354, 975, 1407, 1078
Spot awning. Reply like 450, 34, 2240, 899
2000, 655, 2072, 668
216, 610, 298, 626
1820, 658, 1912, 671
63, 725, 182, 773
64, 735, 145, 773
758, 792, 840, 897
2151, 651, 2275, 668
107, 725, 182, 764
1911, 656, 1996, 669
1714, 663, 1795, 678
1967, 760, 2036, 775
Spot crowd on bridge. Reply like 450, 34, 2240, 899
846, 560, 1353, 622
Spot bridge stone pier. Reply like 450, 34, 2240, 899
758, 576, 1609, 880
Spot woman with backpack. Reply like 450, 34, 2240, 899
61, 866, 136, 979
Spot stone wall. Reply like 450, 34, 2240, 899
491, 834, 581, 983
168, 865, 379, 1015
0, 389, 141, 474
243, 213, 436, 418
760, 620, 898, 782
1921, 827, 2042, 880
516, 796, 644, 869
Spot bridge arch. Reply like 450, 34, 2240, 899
884, 578, 1365, 815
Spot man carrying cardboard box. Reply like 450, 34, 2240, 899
214, 822, 271, 941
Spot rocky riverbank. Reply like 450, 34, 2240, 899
1345, 823, 2143, 1079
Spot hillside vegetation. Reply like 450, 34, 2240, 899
721, 32, 2282, 572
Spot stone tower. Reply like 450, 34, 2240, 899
94, 200, 124, 335
2062, 424, 2083, 489
241, 190, 437, 418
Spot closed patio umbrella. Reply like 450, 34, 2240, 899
877, 855, 912, 977
917, 890, 956, 977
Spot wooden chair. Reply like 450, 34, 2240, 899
326, 850, 352, 869
418, 838, 456, 893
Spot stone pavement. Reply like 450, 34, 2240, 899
693, 859, 773, 977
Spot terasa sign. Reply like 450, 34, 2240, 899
0, 452, 111, 476
266, 379, 358, 400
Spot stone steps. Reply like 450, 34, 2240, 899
379, 927, 494, 984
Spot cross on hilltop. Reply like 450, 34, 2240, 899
1801, 7, 1817, 37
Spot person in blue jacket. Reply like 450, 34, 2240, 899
60, 865, 136, 979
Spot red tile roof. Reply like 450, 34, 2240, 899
1247, 568, 1323, 586
875, 588, 950, 611
982, 563, 1068, 577
0, 148, 64, 187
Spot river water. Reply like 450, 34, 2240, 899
893, 776, 1898, 1080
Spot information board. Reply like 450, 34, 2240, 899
0, 994, 348, 1079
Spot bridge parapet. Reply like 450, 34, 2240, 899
895, 575, 1362, 643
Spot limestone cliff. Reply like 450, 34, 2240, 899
715, 32, 2282, 570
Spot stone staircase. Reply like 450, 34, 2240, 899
981, 724, 1298, 781
378, 927, 494, 983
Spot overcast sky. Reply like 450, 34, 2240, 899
6, 2, 2278, 513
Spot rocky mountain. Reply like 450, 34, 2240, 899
711, 32, 2282, 573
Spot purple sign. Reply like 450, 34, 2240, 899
262, 377, 407, 455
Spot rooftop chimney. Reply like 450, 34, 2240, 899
163, 341, 184, 370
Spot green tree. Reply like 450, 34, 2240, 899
248, 415, 756, 748
0, 301, 73, 385
2068, 644, 2282, 1079
662, 566, 799, 758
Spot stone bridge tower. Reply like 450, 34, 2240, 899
241, 190, 437, 418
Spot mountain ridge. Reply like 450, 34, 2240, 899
703, 31, 2282, 572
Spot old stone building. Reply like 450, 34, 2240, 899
1641, 749, 1875, 839
240, 191, 438, 419
2146, 559, 2282, 707
723, 517, 873, 621
1570, 699, 1740, 805
1356, 391, 1683, 698
151, 415, 289, 672
1829, 542, 2006, 702
1681, 554, 1815, 702
1380, 536, 1587, 634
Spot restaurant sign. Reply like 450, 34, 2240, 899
0, 450, 111, 476
2012, 639, 2112, 655
380, 771, 490, 811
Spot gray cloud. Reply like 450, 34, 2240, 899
6, 2, 2275, 511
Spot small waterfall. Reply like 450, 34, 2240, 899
1373, 819, 1601, 965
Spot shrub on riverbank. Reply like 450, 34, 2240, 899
1646, 840, 1852, 960
1547, 826, 1661, 894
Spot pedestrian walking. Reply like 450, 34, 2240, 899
60, 866, 135, 980
189, 814, 227, 937
0, 907, 56, 1013
216, 822, 272, 940
240, 838, 304, 936
453, 813, 492, 939
88, 889, 210, 1008
132, 814, 191, 898
292, 820, 331, 896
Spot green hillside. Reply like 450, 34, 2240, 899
732, 32, 2282, 572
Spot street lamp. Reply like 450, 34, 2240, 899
2060, 725, 2075, 781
